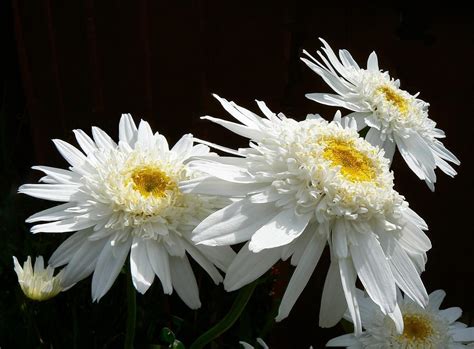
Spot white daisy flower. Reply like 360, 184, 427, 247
13, 255, 63, 301
19, 115, 235, 308
301, 38, 459, 191
327, 289, 474, 348
181, 95, 431, 334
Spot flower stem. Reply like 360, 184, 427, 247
190, 280, 258, 349
124, 268, 136, 349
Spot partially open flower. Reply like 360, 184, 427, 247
13, 256, 63, 301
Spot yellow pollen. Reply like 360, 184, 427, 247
401, 314, 433, 342
322, 138, 376, 182
130, 167, 175, 198
377, 85, 409, 115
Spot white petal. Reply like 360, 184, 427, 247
171, 134, 193, 161
201, 116, 263, 142
180, 177, 266, 197
439, 307, 462, 324
319, 260, 347, 328
136, 120, 154, 148
188, 159, 254, 183
338, 258, 362, 335
19, 184, 79, 202
195, 245, 236, 273
182, 238, 223, 284
366, 127, 383, 148
249, 210, 312, 252
450, 328, 474, 342
169, 255, 201, 309
91, 127, 117, 150
61, 237, 109, 288
276, 234, 325, 321
146, 240, 172, 294
130, 238, 155, 294
52, 139, 86, 168
49, 229, 91, 267
332, 220, 348, 259
428, 289, 446, 311
32, 165, 81, 184
367, 51, 379, 72
26, 203, 76, 223
388, 239, 428, 306
350, 232, 396, 314
30, 217, 95, 234
224, 243, 281, 292
212, 94, 260, 128
92, 236, 132, 301
73, 129, 97, 155
119, 114, 138, 145
326, 333, 359, 347
192, 200, 276, 246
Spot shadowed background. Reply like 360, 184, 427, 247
1, 1, 473, 348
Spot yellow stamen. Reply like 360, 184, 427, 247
401, 314, 433, 342
131, 167, 175, 198
377, 85, 409, 115
322, 138, 376, 182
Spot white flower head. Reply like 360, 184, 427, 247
301, 38, 460, 191
327, 289, 474, 348
182, 95, 431, 334
13, 255, 63, 301
19, 115, 235, 308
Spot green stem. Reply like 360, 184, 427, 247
124, 269, 137, 349
190, 280, 258, 349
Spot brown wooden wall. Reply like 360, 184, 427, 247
10, 1, 474, 347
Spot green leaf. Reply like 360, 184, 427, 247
160, 327, 176, 344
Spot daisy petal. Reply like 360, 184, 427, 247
170, 255, 201, 309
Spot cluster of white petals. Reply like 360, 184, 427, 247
19, 115, 235, 307
182, 95, 431, 334
302, 39, 459, 190
327, 289, 474, 348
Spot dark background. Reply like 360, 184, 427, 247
1, 1, 473, 348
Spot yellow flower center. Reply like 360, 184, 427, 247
322, 138, 376, 182
401, 314, 433, 343
377, 85, 409, 115
131, 166, 175, 198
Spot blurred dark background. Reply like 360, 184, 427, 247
1, 1, 473, 348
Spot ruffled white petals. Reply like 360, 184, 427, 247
224, 243, 281, 292
302, 39, 459, 188
192, 200, 276, 246
319, 260, 347, 328
92, 236, 132, 301
21, 114, 227, 306
170, 255, 201, 309
329, 288, 474, 347
146, 240, 172, 294
276, 234, 325, 321
249, 210, 312, 252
